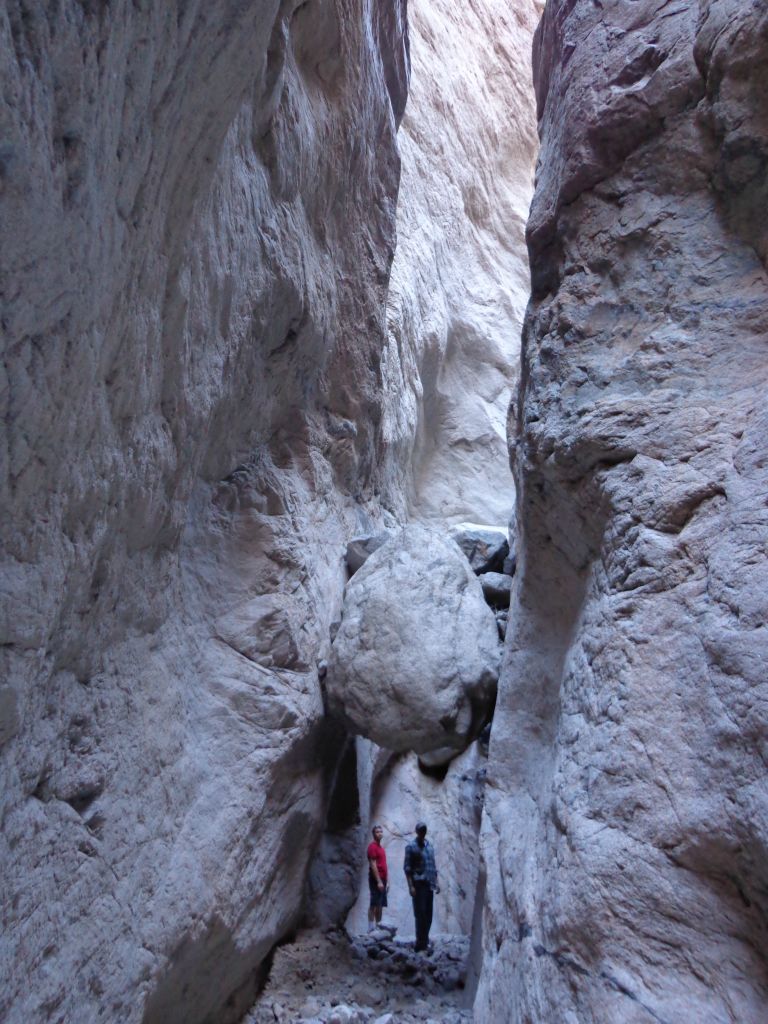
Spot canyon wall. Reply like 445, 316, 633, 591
380, 0, 541, 526
478, 2, 768, 1022
0, 3, 408, 1022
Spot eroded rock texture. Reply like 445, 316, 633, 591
380, 0, 542, 525
0, 3, 407, 1022
479, 3, 768, 1022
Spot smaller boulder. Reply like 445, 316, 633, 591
479, 572, 512, 608
448, 523, 509, 574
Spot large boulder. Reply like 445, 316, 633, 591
326, 525, 501, 757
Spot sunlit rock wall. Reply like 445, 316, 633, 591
381, 0, 541, 526
479, 2, 768, 1021
0, 2, 408, 1022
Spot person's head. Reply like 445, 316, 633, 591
415, 821, 427, 844
372, 824, 383, 843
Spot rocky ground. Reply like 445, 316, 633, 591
243, 926, 472, 1024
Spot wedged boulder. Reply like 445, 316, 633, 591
326, 525, 501, 757
479, 572, 512, 609
345, 531, 392, 575
448, 523, 509, 574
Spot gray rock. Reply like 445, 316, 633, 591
448, 523, 509, 574
383, 0, 540, 525
478, 572, 512, 608
215, 594, 312, 671
501, 553, 517, 577
346, 532, 392, 576
478, 1, 768, 1022
0, 3, 409, 1022
494, 610, 508, 641
326, 526, 500, 757
418, 745, 460, 768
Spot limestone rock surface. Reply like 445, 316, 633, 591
0, 3, 408, 1022
326, 526, 500, 758
478, 3, 768, 1022
379, 0, 541, 525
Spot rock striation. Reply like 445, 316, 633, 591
0, 3, 408, 1022
478, 2, 768, 1022
326, 525, 500, 760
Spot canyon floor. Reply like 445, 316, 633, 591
244, 927, 472, 1024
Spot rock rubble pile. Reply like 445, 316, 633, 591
245, 927, 471, 1024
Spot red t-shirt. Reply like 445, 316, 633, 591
367, 841, 388, 882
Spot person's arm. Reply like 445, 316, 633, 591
432, 844, 440, 894
403, 846, 415, 897
369, 855, 384, 890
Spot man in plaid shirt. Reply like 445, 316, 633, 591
403, 821, 440, 952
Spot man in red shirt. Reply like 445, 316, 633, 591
367, 824, 388, 932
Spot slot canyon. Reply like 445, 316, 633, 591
1, 2, 766, 1023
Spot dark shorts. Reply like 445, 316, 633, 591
368, 875, 388, 908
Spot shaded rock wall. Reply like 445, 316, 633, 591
0, 2, 407, 1022
479, 2, 768, 1022
380, 0, 541, 526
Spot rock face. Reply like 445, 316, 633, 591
380, 0, 542, 525
326, 526, 500, 759
311, 0, 541, 952
0, 3, 408, 1022
479, 3, 768, 1022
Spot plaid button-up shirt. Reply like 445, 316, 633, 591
403, 837, 438, 888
